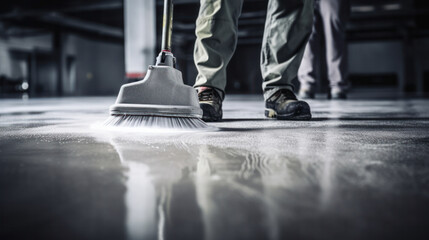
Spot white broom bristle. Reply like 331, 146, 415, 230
103, 115, 209, 130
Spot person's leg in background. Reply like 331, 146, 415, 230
193, 0, 244, 121
261, 0, 314, 120
321, 0, 350, 99
298, 0, 323, 99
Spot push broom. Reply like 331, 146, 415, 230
104, 0, 207, 130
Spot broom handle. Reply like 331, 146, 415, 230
161, 0, 173, 52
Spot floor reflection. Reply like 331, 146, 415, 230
108, 133, 348, 240
105, 129, 428, 240
110, 137, 202, 240
110, 136, 286, 240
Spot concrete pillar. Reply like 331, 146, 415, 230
124, 0, 156, 83
0, 38, 12, 79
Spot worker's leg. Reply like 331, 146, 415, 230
298, 0, 323, 95
193, 0, 244, 99
261, 0, 314, 100
320, 0, 350, 93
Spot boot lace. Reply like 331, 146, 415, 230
199, 89, 215, 101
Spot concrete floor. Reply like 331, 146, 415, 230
0, 96, 428, 240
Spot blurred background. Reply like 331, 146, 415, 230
1, 0, 429, 98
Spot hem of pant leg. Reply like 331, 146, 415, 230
299, 82, 316, 93
194, 85, 225, 100
263, 86, 294, 100
329, 82, 350, 92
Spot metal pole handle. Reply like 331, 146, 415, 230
161, 0, 173, 51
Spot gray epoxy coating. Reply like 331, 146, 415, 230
1, 96, 428, 240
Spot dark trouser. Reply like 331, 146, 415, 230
298, 0, 350, 93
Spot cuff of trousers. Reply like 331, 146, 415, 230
299, 83, 315, 94
263, 86, 295, 101
194, 85, 225, 101
330, 86, 349, 94
330, 83, 350, 92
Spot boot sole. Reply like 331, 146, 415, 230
200, 103, 222, 122
265, 108, 312, 120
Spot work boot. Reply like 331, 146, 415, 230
265, 89, 312, 120
197, 87, 223, 122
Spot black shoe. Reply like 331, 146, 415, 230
265, 89, 312, 120
198, 88, 223, 122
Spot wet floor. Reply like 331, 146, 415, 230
1, 96, 429, 240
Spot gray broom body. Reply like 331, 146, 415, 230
104, 0, 208, 130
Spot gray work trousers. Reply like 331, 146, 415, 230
298, 0, 350, 92
193, 0, 314, 100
